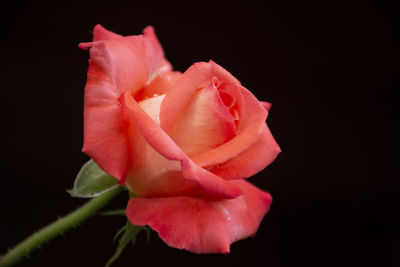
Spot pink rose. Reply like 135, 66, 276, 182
80, 25, 280, 253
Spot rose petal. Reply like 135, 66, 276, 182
171, 80, 237, 157
160, 62, 212, 133
121, 92, 242, 199
191, 85, 268, 167
80, 25, 169, 182
141, 26, 172, 77
123, 95, 197, 197
208, 60, 241, 85
134, 70, 181, 102
79, 38, 148, 94
126, 179, 272, 253
210, 124, 281, 179
161, 61, 268, 168
161, 60, 240, 134
92, 24, 123, 41
260, 101, 272, 111
217, 81, 243, 126
81, 41, 142, 181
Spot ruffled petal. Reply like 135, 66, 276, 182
92, 24, 123, 41
81, 42, 140, 181
79, 37, 149, 95
142, 26, 172, 77
210, 124, 281, 179
171, 80, 237, 157
126, 179, 272, 253
80, 25, 169, 182
121, 92, 242, 199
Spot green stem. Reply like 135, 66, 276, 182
0, 186, 124, 267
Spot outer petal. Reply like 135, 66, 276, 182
81, 40, 146, 181
210, 124, 281, 179
260, 101, 272, 112
80, 25, 169, 182
171, 80, 237, 157
126, 179, 272, 253
92, 24, 123, 41
142, 26, 172, 78
79, 37, 149, 95
122, 93, 242, 199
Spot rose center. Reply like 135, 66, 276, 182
212, 78, 240, 126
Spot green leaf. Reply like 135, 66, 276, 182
68, 159, 119, 198
106, 221, 145, 267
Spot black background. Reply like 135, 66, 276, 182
1, 0, 398, 266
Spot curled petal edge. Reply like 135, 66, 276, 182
121, 92, 242, 199
126, 179, 272, 253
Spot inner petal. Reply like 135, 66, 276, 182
219, 90, 236, 109
217, 82, 241, 128
134, 70, 181, 102
138, 94, 165, 125
171, 81, 237, 157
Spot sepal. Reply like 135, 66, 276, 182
106, 221, 146, 267
68, 159, 120, 198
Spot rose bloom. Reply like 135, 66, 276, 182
79, 25, 280, 253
